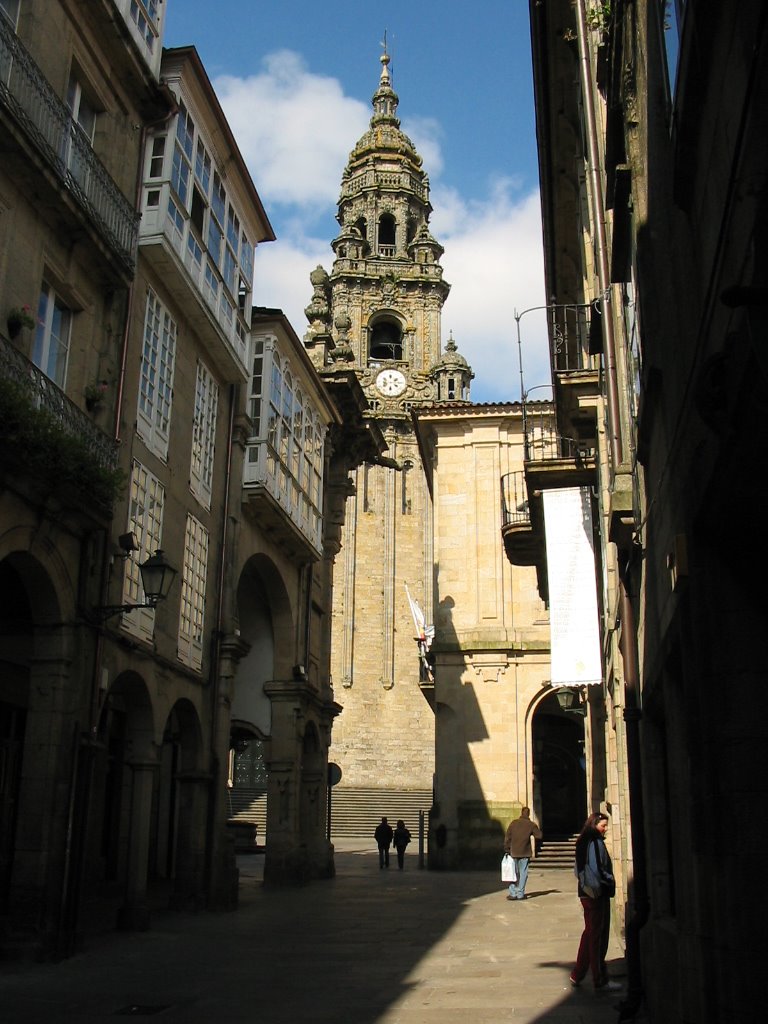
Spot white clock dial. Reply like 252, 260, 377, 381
376, 369, 407, 396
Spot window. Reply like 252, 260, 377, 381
248, 339, 265, 434
377, 213, 396, 256
129, 0, 161, 51
1, 1, 20, 26
178, 515, 208, 670
148, 136, 165, 178
33, 283, 71, 387
195, 139, 211, 194
137, 289, 176, 460
65, 72, 98, 191
190, 361, 219, 508
123, 461, 165, 641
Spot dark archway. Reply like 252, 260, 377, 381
532, 692, 586, 837
369, 316, 403, 362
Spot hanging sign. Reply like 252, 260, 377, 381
542, 487, 603, 686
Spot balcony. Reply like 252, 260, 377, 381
0, 334, 120, 517
242, 441, 323, 563
500, 414, 597, 595
0, 19, 139, 275
139, 188, 251, 382
501, 470, 542, 567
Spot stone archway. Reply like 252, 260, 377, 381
230, 554, 295, 854
156, 699, 206, 909
531, 691, 586, 838
94, 670, 156, 930
0, 548, 75, 946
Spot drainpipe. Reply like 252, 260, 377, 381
574, 0, 623, 468
618, 574, 649, 1019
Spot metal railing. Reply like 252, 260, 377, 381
1, 334, 118, 471
523, 406, 596, 464
549, 301, 598, 374
501, 471, 530, 528
0, 18, 139, 271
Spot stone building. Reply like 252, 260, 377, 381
1, 3, 372, 957
308, 53, 473, 829
526, 1, 768, 1021
413, 402, 565, 869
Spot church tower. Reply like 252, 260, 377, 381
307, 52, 472, 814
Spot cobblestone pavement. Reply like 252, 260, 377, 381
0, 841, 634, 1023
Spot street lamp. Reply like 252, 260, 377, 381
555, 687, 587, 715
97, 549, 177, 619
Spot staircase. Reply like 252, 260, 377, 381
329, 787, 432, 840
226, 785, 432, 844
534, 834, 577, 869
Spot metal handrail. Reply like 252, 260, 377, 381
0, 18, 139, 270
0, 334, 118, 471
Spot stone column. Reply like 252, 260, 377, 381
207, 633, 250, 910
170, 771, 210, 910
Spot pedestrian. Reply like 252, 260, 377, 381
392, 819, 412, 869
374, 816, 393, 868
503, 805, 542, 900
569, 811, 622, 992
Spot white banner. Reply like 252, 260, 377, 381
542, 487, 602, 686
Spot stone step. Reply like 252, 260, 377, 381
534, 835, 577, 868
226, 786, 433, 842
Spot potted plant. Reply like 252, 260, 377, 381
84, 380, 110, 412
7, 305, 36, 339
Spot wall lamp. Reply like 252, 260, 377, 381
555, 687, 587, 715
98, 549, 177, 620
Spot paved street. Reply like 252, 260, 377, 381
0, 841, 632, 1023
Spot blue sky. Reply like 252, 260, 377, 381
164, 1, 550, 402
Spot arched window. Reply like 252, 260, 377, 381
378, 213, 396, 256
369, 318, 403, 362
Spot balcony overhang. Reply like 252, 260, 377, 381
524, 453, 597, 496
241, 484, 321, 564
554, 368, 600, 441
501, 520, 544, 567
608, 470, 635, 552
139, 237, 248, 383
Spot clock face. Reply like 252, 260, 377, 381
376, 368, 407, 397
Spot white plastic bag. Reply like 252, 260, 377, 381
501, 854, 517, 882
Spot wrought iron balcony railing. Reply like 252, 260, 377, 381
1, 333, 118, 472
501, 471, 530, 529
549, 301, 599, 374
0, 18, 139, 271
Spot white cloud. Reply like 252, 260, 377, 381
435, 182, 549, 403
213, 51, 369, 209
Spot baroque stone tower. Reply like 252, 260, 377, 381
306, 52, 472, 808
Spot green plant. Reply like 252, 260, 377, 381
7, 304, 36, 330
0, 376, 125, 510
84, 379, 110, 410
586, 2, 612, 32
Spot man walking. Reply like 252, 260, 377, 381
374, 816, 394, 868
504, 806, 542, 900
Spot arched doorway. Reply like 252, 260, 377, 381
532, 691, 586, 837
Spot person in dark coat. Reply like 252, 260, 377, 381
569, 811, 621, 992
374, 816, 394, 868
503, 806, 542, 900
392, 819, 412, 869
